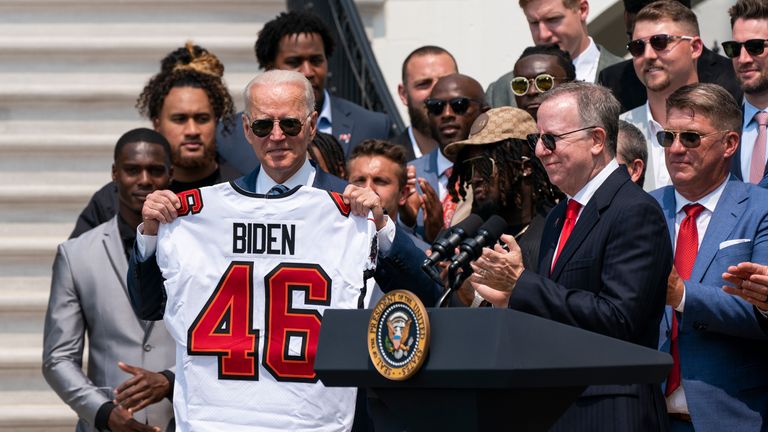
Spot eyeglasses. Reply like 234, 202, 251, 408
510, 74, 566, 96
462, 156, 497, 179
655, 129, 729, 148
721, 39, 768, 58
626, 34, 694, 57
248, 114, 311, 137
424, 97, 481, 116
527, 126, 598, 152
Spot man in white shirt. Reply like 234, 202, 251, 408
649, 82, 768, 431
485, 0, 622, 107
723, 0, 768, 184
619, 0, 702, 191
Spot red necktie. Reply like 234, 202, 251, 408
441, 167, 456, 228
551, 199, 582, 271
750, 111, 768, 184
666, 203, 704, 397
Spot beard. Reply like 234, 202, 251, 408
741, 73, 768, 95
172, 142, 217, 169
407, 96, 431, 136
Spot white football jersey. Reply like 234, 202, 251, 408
157, 183, 377, 432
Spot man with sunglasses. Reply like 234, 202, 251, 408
620, 0, 703, 192
470, 82, 672, 431
597, 0, 741, 114
485, 0, 622, 108
649, 83, 768, 431
723, 0, 768, 185
509, 44, 576, 120
403, 74, 489, 242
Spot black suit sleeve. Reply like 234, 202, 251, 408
127, 243, 167, 321
508, 199, 672, 345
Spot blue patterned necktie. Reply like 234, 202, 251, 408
267, 184, 289, 196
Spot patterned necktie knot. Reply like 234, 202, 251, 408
755, 111, 768, 127
267, 184, 289, 196
682, 203, 704, 219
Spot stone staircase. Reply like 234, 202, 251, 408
0, 0, 282, 429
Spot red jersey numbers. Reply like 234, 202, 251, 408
177, 189, 203, 217
188, 262, 331, 382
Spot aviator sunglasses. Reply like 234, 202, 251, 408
510, 74, 565, 96
424, 97, 481, 116
626, 34, 694, 57
249, 114, 311, 137
655, 130, 729, 148
721, 39, 768, 58
527, 126, 598, 152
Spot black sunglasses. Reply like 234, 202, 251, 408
626, 34, 694, 57
655, 130, 728, 148
527, 126, 598, 152
424, 97, 481, 116
249, 114, 310, 137
722, 39, 768, 58
510, 74, 566, 96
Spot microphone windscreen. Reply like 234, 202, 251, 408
455, 213, 483, 236
481, 215, 508, 240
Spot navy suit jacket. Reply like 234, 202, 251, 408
127, 165, 438, 320
509, 167, 672, 431
651, 179, 768, 432
216, 96, 392, 175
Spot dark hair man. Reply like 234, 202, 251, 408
470, 82, 671, 431
70, 43, 239, 238
617, 119, 648, 185
724, 0, 768, 184
485, 0, 622, 107
597, 0, 741, 113
510, 44, 576, 120
44, 128, 176, 432
216, 10, 392, 173
650, 83, 768, 430
393, 45, 458, 160
620, 0, 702, 192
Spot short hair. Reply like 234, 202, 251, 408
348, 139, 408, 188
617, 120, 648, 185
622, 0, 690, 15
729, 0, 768, 27
255, 11, 335, 70
114, 127, 172, 166
401, 45, 457, 83
519, 0, 580, 11
136, 42, 236, 133
309, 132, 346, 178
666, 83, 742, 133
243, 70, 315, 116
635, 0, 700, 35
516, 44, 576, 81
538, 82, 621, 156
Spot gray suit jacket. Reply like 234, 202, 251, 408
43, 217, 175, 431
485, 43, 623, 108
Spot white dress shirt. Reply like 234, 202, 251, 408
572, 37, 601, 83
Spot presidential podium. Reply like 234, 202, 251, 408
315, 308, 671, 432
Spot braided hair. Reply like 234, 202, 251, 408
448, 139, 563, 211
136, 42, 236, 133
308, 132, 347, 179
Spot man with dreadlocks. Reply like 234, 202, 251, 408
70, 43, 240, 238
308, 132, 348, 179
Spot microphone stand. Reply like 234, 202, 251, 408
436, 261, 471, 308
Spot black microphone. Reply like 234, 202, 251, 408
449, 215, 508, 272
421, 214, 484, 270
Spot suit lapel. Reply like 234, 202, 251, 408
330, 97, 354, 155
538, 200, 566, 276
426, 149, 440, 193
103, 217, 150, 330
691, 180, 746, 282
660, 187, 677, 247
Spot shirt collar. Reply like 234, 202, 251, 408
572, 37, 600, 82
674, 176, 728, 215
644, 102, 664, 146
437, 147, 453, 176
318, 90, 332, 131
744, 99, 761, 129
407, 126, 423, 159
256, 158, 316, 194
570, 159, 620, 207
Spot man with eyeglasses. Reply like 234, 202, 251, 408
722, 0, 768, 186
597, 0, 741, 114
469, 82, 671, 431
649, 82, 768, 431
620, 0, 703, 192
485, 0, 622, 108
508, 44, 576, 120
402, 73, 489, 242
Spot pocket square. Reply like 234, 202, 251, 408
719, 239, 751, 250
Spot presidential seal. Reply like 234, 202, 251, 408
367, 290, 430, 380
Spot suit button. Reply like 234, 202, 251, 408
143, 344, 153, 352
693, 322, 708, 331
